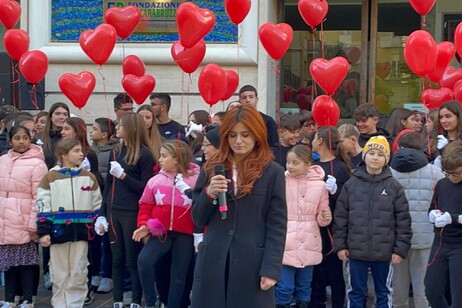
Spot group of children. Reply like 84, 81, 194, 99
1, 95, 462, 308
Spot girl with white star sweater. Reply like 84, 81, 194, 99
134, 140, 200, 308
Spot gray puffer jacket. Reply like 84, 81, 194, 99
391, 148, 445, 249
333, 164, 412, 261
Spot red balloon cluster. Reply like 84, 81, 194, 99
298, 0, 329, 30
421, 87, 453, 110
259, 23, 294, 60
454, 80, 462, 103
404, 30, 437, 77
0, 0, 21, 29
59, 72, 96, 109
310, 57, 349, 95
122, 55, 145, 77
176, 2, 216, 49
79, 24, 117, 65
222, 70, 239, 101
121, 55, 155, 104
427, 42, 455, 83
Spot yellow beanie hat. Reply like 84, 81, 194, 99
363, 135, 390, 163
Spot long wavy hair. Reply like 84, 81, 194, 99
119, 113, 154, 165
204, 105, 272, 198
42, 102, 70, 154
63, 117, 92, 156
137, 104, 162, 162
431, 100, 462, 153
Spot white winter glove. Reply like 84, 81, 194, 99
80, 157, 91, 171
193, 233, 203, 252
437, 135, 449, 150
325, 175, 338, 195
186, 121, 203, 138
109, 161, 124, 179
95, 216, 109, 236
429, 209, 442, 223
433, 156, 442, 170
435, 212, 452, 228
175, 174, 191, 194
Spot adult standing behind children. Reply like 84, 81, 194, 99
191, 105, 287, 307
425, 140, 462, 308
0, 126, 48, 308
239, 85, 279, 147
150, 93, 186, 139
334, 136, 412, 308
390, 131, 444, 308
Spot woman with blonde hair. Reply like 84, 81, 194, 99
191, 105, 287, 307
137, 105, 162, 162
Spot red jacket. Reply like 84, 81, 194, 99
137, 163, 200, 235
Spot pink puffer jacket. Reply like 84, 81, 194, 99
283, 165, 331, 268
0, 144, 48, 245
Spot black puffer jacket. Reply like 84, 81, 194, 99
333, 164, 412, 261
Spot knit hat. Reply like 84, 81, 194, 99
205, 126, 220, 148
363, 135, 391, 163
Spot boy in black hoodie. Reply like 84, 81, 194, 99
353, 103, 393, 148
425, 140, 462, 308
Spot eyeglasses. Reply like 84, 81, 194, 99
303, 121, 316, 127
444, 169, 462, 177
202, 142, 212, 148
118, 107, 134, 112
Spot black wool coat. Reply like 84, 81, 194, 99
191, 161, 287, 308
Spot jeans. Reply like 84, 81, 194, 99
346, 259, 393, 308
276, 265, 313, 304
138, 231, 194, 308
99, 233, 112, 278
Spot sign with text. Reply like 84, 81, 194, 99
104, 0, 185, 33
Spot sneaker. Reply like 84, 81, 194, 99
129, 304, 140, 308
113, 302, 124, 308
18, 300, 34, 308
84, 287, 96, 306
43, 273, 53, 290
91, 276, 101, 287
97, 277, 113, 293
123, 291, 132, 306
14, 296, 21, 305
1, 302, 17, 308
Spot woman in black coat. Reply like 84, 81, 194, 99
191, 105, 287, 308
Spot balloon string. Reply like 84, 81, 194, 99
31, 84, 39, 111
10, 59, 19, 109
320, 21, 325, 59
98, 65, 111, 123
181, 73, 185, 123
421, 15, 427, 30
276, 60, 281, 132
187, 75, 191, 120
122, 42, 126, 59
311, 32, 318, 102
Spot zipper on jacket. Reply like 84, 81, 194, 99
70, 173, 77, 241
169, 176, 175, 230
369, 181, 373, 256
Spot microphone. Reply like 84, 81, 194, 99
214, 164, 228, 220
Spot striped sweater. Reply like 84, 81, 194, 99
36, 165, 102, 244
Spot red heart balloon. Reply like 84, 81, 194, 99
221, 70, 239, 101
122, 74, 156, 104
19, 50, 48, 84
79, 24, 117, 65
312, 95, 340, 126
259, 23, 294, 60
454, 80, 462, 104
198, 64, 228, 106
404, 30, 437, 76
310, 57, 349, 95
409, 0, 436, 15
3, 29, 29, 61
123, 55, 145, 77
421, 87, 453, 110
0, 0, 21, 29
427, 42, 455, 83
455, 22, 462, 64
176, 2, 216, 49
439, 66, 462, 89
104, 5, 141, 39
298, 0, 329, 30
59, 71, 96, 109
171, 40, 206, 74
225, 0, 251, 25
283, 86, 294, 103
296, 94, 312, 110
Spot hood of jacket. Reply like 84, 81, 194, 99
8, 143, 45, 161
391, 148, 428, 172
354, 163, 393, 183
285, 164, 325, 181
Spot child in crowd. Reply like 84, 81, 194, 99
37, 138, 102, 308
353, 103, 393, 147
425, 140, 462, 308
338, 124, 363, 168
271, 114, 301, 168
134, 140, 200, 308
390, 131, 444, 308
310, 126, 351, 308
0, 126, 48, 308
334, 136, 412, 308
276, 145, 331, 308
95, 113, 155, 308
